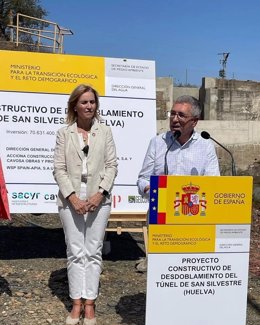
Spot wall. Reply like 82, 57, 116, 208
156, 77, 174, 119
157, 120, 260, 170
156, 77, 260, 200
156, 77, 199, 119
201, 78, 260, 120
156, 77, 260, 171
173, 86, 199, 101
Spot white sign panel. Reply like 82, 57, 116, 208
0, 51, 156, 213
146, 253, 249, 325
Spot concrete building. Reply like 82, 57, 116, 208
156, 77, 199, 120
156, 77, 260, 200
200, 78, 260, 120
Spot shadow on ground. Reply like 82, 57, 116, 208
115, 292, 146, 325
0, 226, 145, 261
0, 275, 12, 296
104, 232, 146, 261
48, 267, 71, 312
0, 226, 66, 259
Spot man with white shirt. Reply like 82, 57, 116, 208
136, 95, 220, 271
137, 95, 220, 198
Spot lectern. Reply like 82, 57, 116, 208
145, 175, 252, 325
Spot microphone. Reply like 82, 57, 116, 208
164, 130, 181, 175
201, 131, 237, 176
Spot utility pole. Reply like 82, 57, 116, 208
218, 52, 230, 78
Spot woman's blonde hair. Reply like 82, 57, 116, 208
66, 84, 100, 124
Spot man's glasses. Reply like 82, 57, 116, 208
169, 111, 193, 120
82, 145, 89, 156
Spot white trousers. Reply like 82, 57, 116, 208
59, 203, 110, 300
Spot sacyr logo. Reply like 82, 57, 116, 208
112, 195, 121, 208
12, 192, 40, 200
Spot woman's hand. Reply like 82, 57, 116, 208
85, 192, 103, 212
68, 193, 87, 215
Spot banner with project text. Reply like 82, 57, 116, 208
0, 50, 156, 213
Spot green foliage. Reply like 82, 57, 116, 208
0, 0, 47, 40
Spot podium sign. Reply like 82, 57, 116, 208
146, 176, 252, 325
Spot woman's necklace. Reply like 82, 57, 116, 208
77, 127, 90, 143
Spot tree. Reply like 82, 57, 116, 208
0, 0, 48, 41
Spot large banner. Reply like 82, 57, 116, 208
0, 50, 156, 213
146, 175, 252, 325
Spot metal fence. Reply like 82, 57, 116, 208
8, 13, 73, 53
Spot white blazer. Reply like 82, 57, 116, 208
53, 120, 118, 207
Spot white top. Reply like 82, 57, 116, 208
137, 130, 220, 198
77, 133, 88, 177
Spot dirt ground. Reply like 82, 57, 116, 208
249, 205, 260, 277
0, 206, 259, 325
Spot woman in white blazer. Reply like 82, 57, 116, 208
53, 84, 117, 325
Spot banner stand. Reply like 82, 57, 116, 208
107, 212, 148, 255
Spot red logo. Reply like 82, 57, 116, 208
174, 183, 206, 216
112, 195, 121, 208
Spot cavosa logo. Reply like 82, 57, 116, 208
12, 192, 40, 200
44, 193, 57, 201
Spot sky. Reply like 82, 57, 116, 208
41, 0, 260, 86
